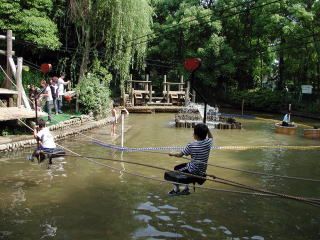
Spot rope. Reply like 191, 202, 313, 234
12, 113, 320, 206
11, 111, 280, 198
52, 153, 320, 207
7, 100, 320, 206
93, 140, 320, 182
93, 140, 320, 152
1, 66, 319, 205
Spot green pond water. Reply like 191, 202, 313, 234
0, 113, 319, 239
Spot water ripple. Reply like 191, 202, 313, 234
134, 214, 152, 223
136, 201, 160, 213
133, 224, 183, 239
181, 224, 203, 232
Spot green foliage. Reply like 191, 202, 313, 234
0, 0, 60, 49
75, 61, 112, 116
22, 69, 43, 88
149, 0, 320, 108
228, 89, 288, 111
69, 0, 153, 93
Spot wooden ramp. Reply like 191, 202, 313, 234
0, 107, 47, 122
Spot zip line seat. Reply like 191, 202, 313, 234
164, 171, 206, 191
32, 147, 66, 164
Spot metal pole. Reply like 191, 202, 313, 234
35, 97, 38, 124
288, 103, 291, 122
204, 103, 207, 124
121, 112, 125, 147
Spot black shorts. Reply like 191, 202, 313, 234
174, 163, 191, 174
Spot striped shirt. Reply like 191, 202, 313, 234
182, 138, 213, 175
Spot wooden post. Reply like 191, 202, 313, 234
241, 99, 244, 116
122, 91, 125, 107
145, 74, 149, 91
180, 75, 184, 91
288, 103, 291, 122
185, 80, 190, 106
5, 30, 13, 89
149, 83, 153, 103
167, 83, 170, 103
129, 74, 133, 94
192, 89, 196, 102
163, 75, 167, 92
16, 57, 23, 107
128, 74, 133, 106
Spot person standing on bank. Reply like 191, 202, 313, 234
168, 123, 213, 195
56, 73, 70, 114
50, 77, 59, 114
40, 80, 53, 122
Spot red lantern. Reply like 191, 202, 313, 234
40, 63, 52, 74
183, 58, 201, 72
64, 95, 72, 103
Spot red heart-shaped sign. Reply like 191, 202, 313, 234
183, 58, 201, 72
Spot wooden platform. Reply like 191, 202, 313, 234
275, 123, 297, 135
126, 106, 183, 113
0, 107, 47, 122
0, 88, 18, 94
304, 129, 320, 139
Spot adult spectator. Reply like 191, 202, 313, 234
56, 73, 70, 114
40, 80, 53, 122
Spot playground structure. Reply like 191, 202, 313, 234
125, 74, 192, 107
0, 30, 45, 122
126, 74, 154, 106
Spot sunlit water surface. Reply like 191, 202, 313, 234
0, 113, 319, 239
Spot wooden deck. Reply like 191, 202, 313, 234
0, 107, 47, 121
126, 106, 184, 113
0, 88, 18, 94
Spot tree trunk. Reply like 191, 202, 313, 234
78, 28, 91, 82
278, 37, 285, 90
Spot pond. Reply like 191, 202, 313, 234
0, 113, 319, 239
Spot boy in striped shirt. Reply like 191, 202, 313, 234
169, 123, 213, 195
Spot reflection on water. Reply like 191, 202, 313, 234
0, 113, 319, 239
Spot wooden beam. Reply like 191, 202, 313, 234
9, 57, 17, 76
0, 35, 15, 40
0, 50, 15, 56
180, 75, 184, 91
145, 74, 149, 91
127, 80, 151, 83
6, 30, 13, 88
162, 82, 184, 85
16, 57, 23, 107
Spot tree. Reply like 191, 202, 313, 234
68, 0, 153, 94
0, 0, 61, 49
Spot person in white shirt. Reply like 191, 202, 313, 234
40, 80, 53, 121
34, 119, 56, 149
56, 73, 70, 114
282, 112, 291, 126
30, 119, 56, 162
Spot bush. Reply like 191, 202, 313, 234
227, 88, 292, 111
75, 61, 112, 116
